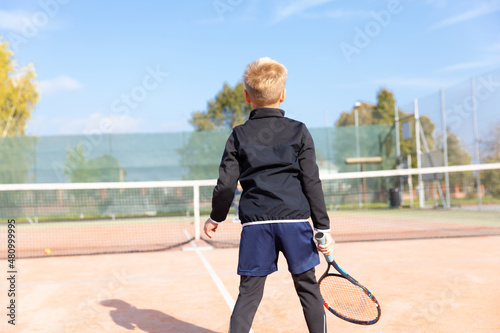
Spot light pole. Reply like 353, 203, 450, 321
354, 102, 361, 161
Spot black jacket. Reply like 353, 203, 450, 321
210, 108, 330, 231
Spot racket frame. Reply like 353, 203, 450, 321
315, 232, 381, 325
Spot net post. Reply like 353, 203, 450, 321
194, 184, 201, 240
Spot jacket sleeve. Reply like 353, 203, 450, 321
298, 125, 331, 231
210, 131, 240, 223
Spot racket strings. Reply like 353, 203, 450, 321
320, 276, 378, 322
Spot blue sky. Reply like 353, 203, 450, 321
1, 0, 499, 136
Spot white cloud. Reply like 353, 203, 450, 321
0, 8, 69, 34
273, 0, 333, 23
0, 10, 32, 32
39, 76, 83, 95
54, 113, 144, 135
428, 1, 500, 31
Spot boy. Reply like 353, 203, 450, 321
204, 57, 334, 333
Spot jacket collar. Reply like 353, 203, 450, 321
249, 108, 285, 119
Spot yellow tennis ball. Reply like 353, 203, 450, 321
44, 248, 51, 255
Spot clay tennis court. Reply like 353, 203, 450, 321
3, 231, 500, 332
7, 207, 500, 258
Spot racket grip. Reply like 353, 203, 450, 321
315, 232, 333, 263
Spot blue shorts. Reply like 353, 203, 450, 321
237, 222, 320, 276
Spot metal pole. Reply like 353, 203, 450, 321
34, 139, 38, 222
355, 108, 361, 159
325, 110, 331, 174
395, 104, 401, 159
414, 99, 425, 208
440, 89, 450, 209
408, 154, 413, 208
395, 103, 402, 204
355, 107, 362, 208
471, 76, 482, 210
418, 122, 447, 208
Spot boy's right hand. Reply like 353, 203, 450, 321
204, 219, 219, 239
317, 232, 335, 256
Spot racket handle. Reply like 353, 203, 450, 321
315, 232, 333, 263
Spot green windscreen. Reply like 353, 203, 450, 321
0, 125, 396, 184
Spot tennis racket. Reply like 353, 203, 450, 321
315, 232, 381, 325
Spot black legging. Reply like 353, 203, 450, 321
229, 267, 326, 333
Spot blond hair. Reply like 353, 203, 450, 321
243, 57, 287, 105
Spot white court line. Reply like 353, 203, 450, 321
183, 230, 255, 333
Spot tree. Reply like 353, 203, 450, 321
64, 143, 90, 183
480, 122, 500, 197
334, 89, 408, 171
62, 144, 127, 218
335, 88, 472, 170
444, 133, 471, 166
481, 121, 500, 162
189, 82, 251, 131
64, 143, 126, 182
335, 89, 398, 127
0, 39, 39, 136
333, 88, 474, 204
177, 130, 230, 180
0, 39, 39, 185
335, 101, 374, 127
179, 82, 252, 179
372, 89, 396, 125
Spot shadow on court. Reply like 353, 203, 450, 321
100, 299, 218, 333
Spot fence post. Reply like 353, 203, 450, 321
440, 88, 451, 208
194, 184, 200, 240
471, 76, 482, 211
414, 99, 425, 208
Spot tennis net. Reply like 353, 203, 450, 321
1, 163, 499, 258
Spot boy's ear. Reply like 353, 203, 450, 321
279, 89, 286, 103
244, 90, 252, 104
